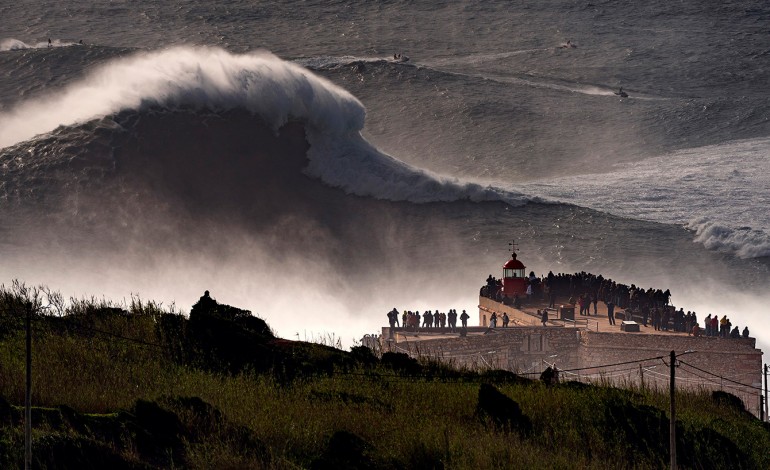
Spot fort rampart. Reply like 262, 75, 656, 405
382, 298, 764, 415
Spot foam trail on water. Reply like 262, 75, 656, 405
0, 38, 76, 51
0, 39, 33, 50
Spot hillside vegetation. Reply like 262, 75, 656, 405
0, 281, 768, 469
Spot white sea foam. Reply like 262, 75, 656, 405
0, 39, 32, 50
519, 137, 770, 258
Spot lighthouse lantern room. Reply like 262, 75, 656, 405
502, 251, 527, 299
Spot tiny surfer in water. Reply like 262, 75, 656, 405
614, 87, 628, 98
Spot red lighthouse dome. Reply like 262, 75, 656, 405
502, 252, 527, 299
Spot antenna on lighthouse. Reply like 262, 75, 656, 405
508, 239, 519, 254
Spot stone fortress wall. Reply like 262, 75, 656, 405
382, 297, 764, 416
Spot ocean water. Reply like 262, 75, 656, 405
1, 0, 769, 351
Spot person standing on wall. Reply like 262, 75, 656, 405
606, 300, 616, 326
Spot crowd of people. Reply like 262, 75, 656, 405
387, 308, 470, 332
699, 313, 750, 339
479, 269, 753, 339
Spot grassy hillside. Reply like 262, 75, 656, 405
0, 281, 768, 469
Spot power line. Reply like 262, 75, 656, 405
678, 360, 763, 392
501, 355, 672, 378
61, 320, 164, 350
552, 354, 668, 374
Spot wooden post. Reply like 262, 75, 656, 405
25, 303, 32, 470
669, 350, 676, 470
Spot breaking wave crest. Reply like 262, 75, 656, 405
0, 46, 365, 147
687, 219, 770, 259
0, 46, 524, 206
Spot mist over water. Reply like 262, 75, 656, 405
2, 0, 770, 351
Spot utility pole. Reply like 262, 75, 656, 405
765, 364, 770, 421
25, 303, 32, 470
669, 350, 676, 470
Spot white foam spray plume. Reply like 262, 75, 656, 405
667, 278, 770, 357
4, 240, 485, 350
0, 46, 366, 149
0, 39, 32, 51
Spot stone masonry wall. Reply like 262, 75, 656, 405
388, 327, 582, 376
384, 324, 764, 415
577, 331, 763, 414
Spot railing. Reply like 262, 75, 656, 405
548, 316, 599, 331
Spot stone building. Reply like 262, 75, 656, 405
381, 296, 765, 417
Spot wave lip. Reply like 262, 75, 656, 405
0, 46, 366, 150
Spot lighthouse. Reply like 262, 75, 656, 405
502, 252, 527, 299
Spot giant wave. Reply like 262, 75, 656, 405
2, 46, 767, 263
0, 46, 522, 206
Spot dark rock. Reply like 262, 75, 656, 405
0, 396, 12, 424
162, 396, 271, 466
132, 399, 186, 464
58, 404, 87, 434
603, 397, 668, 466
539, 366, 559, 386
711, 390, 746, 414
679, 425, 750, 469
476, 383, 532, 435
163, 396, 223, 442
381, 351, 421, 375
349, 345, 379, 367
